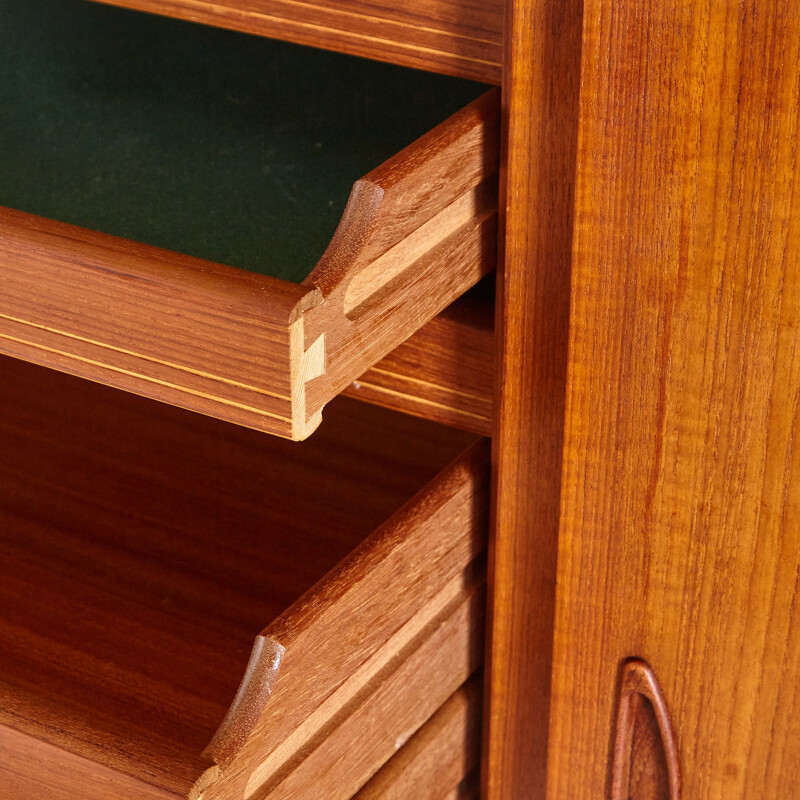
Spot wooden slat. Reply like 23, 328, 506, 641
194, 440, 490, 798
547, 1, 800, 798
244, 580, 484, 800
90, 0, 503, 83
0, 356, 477, 795
0, 207, 308, 436
343, 289, 494, 435
482, 0, 583, 797
354, 673, 482, 800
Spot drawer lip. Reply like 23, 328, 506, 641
0, 91, 499, 440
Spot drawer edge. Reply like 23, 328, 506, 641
193, 439, 489, 797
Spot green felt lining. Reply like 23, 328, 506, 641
0, 0, 484, 283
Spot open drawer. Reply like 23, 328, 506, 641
0, 356, 489, 799
0, 0, 499, 440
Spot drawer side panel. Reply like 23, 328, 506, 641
0, 208, 309, 437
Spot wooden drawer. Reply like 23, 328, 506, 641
0, 0, 499, 441
0, 356, 489, 799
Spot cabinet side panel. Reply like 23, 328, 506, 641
550, 2, 800, 798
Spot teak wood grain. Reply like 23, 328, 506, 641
0, 355, 481, 797
238, 584, 484, 800
302, 90, 498, 424
354, 673, 482, 800
90, 0, 503, 83
343, 287, 494, 435
193, 444, 489, 798
612, 660, 680, 800
0, 726, 181, 800
548, 1, 800, 798
483, 0, 583, 797
0, 91, 498, 440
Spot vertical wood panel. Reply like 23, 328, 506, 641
549, 1, 800, 797
483, 0, 583, 796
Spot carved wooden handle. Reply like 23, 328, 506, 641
611, 659, 681, 800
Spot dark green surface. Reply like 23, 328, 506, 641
0, 0, 484, 283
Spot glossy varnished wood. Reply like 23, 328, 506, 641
302, 91, 499, 427
90, 0, 503, 83
612, 660, 680, 800
230, 585, 484, 799
0, 727, 181, 800
483, 0, 583, 797
0, 92, 498, 440
548, 2, 800, 798
0, 356, 479, 796
0, 207, 308, 434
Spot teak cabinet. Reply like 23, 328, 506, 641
1, 0, 799, 799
